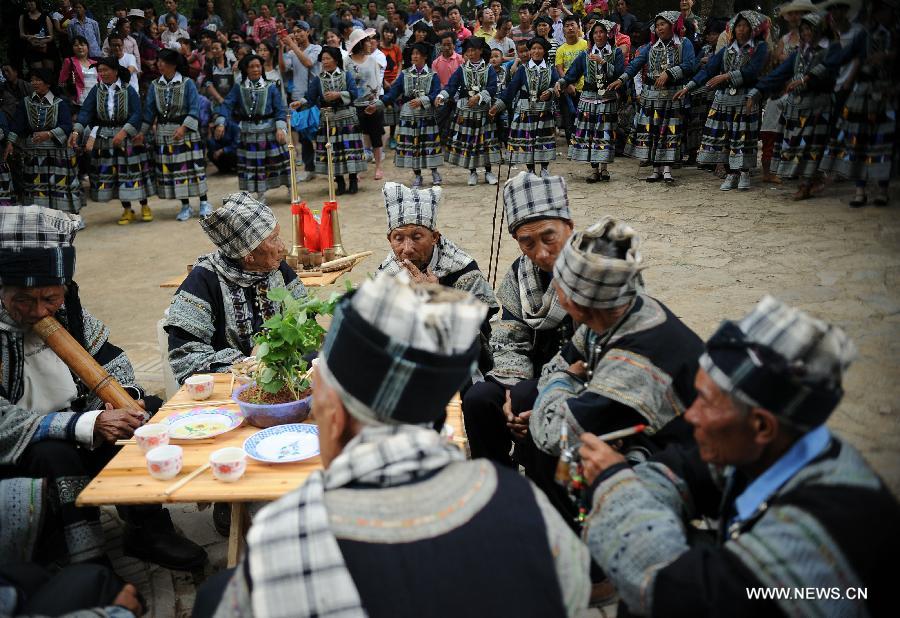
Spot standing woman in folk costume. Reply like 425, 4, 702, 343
3, 69, 83, 213
489, 37, 559, 178
301, 46, 367, 195
682, 18, 726, 169
139, 48, 211, 221
436, 36, 502, 187
379, 25, 403, 151
555, 20, 624, 183
370, 42, 444, 188
0, 112, 12, 206
675, 11, 770, 192
69, 58, 155, 225
747, 12, 841, 200
821, 0, 895, 208
608, 11, 696, 183
214, 54, 290, 206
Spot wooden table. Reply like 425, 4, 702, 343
77, 373, 467, 566
159, 255, 372, 289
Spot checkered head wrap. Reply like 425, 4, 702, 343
502, 171, 571, 235
199, 192, 277, 259
553, 217, 644, 309
728, 10, 770, 41
700, 296, 857, 429
319, 271, 486, 425
383, 181, 441, 232
0, 205, 82, 287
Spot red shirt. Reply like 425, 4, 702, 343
432, 52, 464, 88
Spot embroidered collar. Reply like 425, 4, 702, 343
729, 39, 755, 53
528, 59, 547, 69
159, 71, 184, 85
322, 67, 343, 77
31, 91, 56, 104
244, 78, 266, 88
591, 43, 612, 55
653, 35, 681, 48
412, 64, 430, 74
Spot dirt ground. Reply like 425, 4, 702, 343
72, 154, 900, 499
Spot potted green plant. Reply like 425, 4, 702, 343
234, 287, 341, 427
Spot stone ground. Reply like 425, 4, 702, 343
69, 149, 900, 616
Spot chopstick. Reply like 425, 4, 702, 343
115, 438, 216, 446
160, 399, 235, 409
596, 424, 647, 442
164, 462, 211, 495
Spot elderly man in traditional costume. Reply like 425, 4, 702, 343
0, 205, 206, 570
377, 181, 498, 375
195, 273, 591, 618
531, 217, 703, 460
578, 296, 899, 617
166, 192, 306, 385
462, 171, 575, 468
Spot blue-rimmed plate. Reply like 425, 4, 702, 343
163, 407, 244, 439
243, 424, 320, 463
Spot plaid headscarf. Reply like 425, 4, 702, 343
728, 10, 770, 42
502, 171, 571, 235
200, 192, 277, 259
378, 236, 473, 280
0, 205, 82, 287
700, 296, 857, 429
320, 272, 485, 425
553, 217, 645, 309
383, 181, 441, 232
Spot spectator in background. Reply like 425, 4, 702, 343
611, 0, 637, 35
534, 16, 559, 64
128, 9, 150, 50
241, 8, 258, 41
489, 0, 507, 21
433, 31, 463, 87
141, 0, 158, 26
68, 1, 102, 58
379, 25, 403, 150
161, 14, 189, 50
489, 16, 516, 60
236, 0, 253, 25
141, 21, 165, 86
365, 1, 389, 32
157, 0, 188, 30
257, 40, 283, 93
254, 4, 279, 45
304, 0, 324, 40
103, 18, 141, 69
393, 10, 413, 49
447, 5, 471, 43
407, 0, 424, 25
473, 7, 497, 39
58, 35, 97, 112
203, 40, 234, 105
283, 21, 321, 180
179, 37, 203, 80
555, 14, 586, 143
415, 1, 436, 28
201, 0, 224, 31
109, 32, 141, 92
512, 4, 535, 43
106, 3, 129, 33
20, 0, 56, 73
275, 1, 289, 20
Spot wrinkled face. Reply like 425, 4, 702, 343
310, 366, 346, 467
321, 49, 338, 70
513, 219, 573, 272
684, 369, 762, 467
30, 75, 50, 95
441, 37, 454, 55
111, 38, 125, 56
388, 225, 439, 270
72, 38, 88, 57
246, 57, 264, 80
529, 42, 545, 63
167, 16, 178, 31
593, 26, 608, 47
98, 63, 118, 84
1, 285, 67, 328
734, 18, 750, 44
655, 18, 672, 40
243, 224, 286, 272
564, 20, 578, 38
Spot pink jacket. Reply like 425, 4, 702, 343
59, 56, 95, 104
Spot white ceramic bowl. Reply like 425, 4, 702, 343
134, 424, 169, 453
185, 374, 215, 400
210, 447, 247, 483
146, 445, 183, 480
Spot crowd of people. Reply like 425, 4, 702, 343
0, 0, 896, 218
0, 2, 899, 616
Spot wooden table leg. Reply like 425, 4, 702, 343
227, 502, 247, 567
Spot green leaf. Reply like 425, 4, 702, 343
263, 315, 282, 329
257, 342, 270, 358
268, 337, 284, 348
295, 310, 307, 326
267, 288, 289, 302
262, 378, 284, 394
260, 367, 276, 383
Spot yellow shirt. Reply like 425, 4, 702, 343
473, 26, 496, 40
556, 39, 588, 92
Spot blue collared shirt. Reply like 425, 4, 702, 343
731, 424, 832, 525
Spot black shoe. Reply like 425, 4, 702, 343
123, 524, 207, 571
348, 174, 358, 194
213, 503, 231, 537
849, 195, 867, 208
335, 176, 346, 196
599, 169, 611, 182
873, 195, 889, 207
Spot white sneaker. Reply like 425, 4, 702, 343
540, 168, 550, 179
175, 204, 193, 221
485, 171, 498, 185
364, 148, 374, 162
298, 170, 312, 182
198, 201, 212, 217
720, 174, 738, 191
412, 174, 423, 188
468, 171, 478, 186
431, 169, 442, 186
738, 172, 751, 190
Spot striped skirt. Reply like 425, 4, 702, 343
314, 107, 367, 175
237, 124, 290, 193
776, 92, 832, 179
445, 104, 501, 170
395, 104, 443, 170
821, 81, 895, 182
625, 89, 684, 164
686, 88, 715, 154
569, 95, 617, 164
90, 129, 155, 203
151, 123, 208, 199
508, 100, 556, 165
383, 102, 399, 126
0, 161, 12, 206
20, 141, 83, 212
697, 92, 760, 170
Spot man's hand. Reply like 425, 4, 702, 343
707, 73, 730, 89
503, 391, 531, 440
214, 125, 225, 140
94, 404, 145, 443
540, 89, 552, 101
401, 259, 438, 283
113, 584, 144, 616
579, 432, 627, 485
409, 98, 422, 109
567, 360, 587, 378
608, 79, 623, 91
173, 125, 186, 140
112, 129, 128, 148
654, 72, 669, 89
